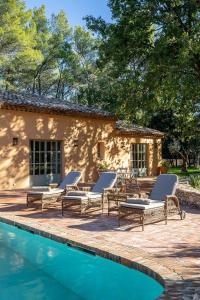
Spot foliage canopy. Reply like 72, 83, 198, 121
1, 0, 200, 169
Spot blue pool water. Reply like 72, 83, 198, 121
0, 222, 164, 300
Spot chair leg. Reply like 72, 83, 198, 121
26, 195, 29, 207
41, 201, 44, 212
118, 208, 121, 227
101, 196, 104, 214
80, 202, 84, 214
141, 214, 144, 231
165, 210, 168, 225
180, 210, 186, 220
61, 201, 64, 216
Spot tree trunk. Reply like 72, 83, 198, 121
188, 157, 191, 167
194, 154, 200, 169
32, 77, 36, 94
197, 155, 200, 169
181, 159, 188, 172
38, 76, 42, 96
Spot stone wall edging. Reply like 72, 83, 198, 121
176, 184, 200, 209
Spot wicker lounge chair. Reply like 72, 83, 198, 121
61, 172, 117, 215
119, 174, 185, 230
27, 171, 82, 211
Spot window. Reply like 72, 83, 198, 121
131, 144, 147, 175
97, 142, 105, 160
13, 137, 19, 146
30, 140, 61, 176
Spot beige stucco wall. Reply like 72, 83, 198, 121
0, 108, 162, 189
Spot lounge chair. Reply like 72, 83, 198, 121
27, 171, 82, 211
61, 172, 117, 215
119, 174, 185, 230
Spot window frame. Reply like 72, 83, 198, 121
131, 143, 147, 170
97, 141, 105, 160
30, 140, 62, 176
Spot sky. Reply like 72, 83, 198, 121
25, 0, 112, 27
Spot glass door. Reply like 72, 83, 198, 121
30, 140, 62, 186
131, 144, 147, 176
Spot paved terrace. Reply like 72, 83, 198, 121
0, 179, 199, 300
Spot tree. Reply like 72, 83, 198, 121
0, 0, 42, 90
85, 0, 200, 114
85, 0, 200, 169
150, 106, 200, 172
0, 2, 102, 101
29, 9, 73, 96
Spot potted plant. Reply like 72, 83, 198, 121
159, 161, 170, 174
97, 161, 110, 175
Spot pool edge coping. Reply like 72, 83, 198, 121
0, 215, 184, 300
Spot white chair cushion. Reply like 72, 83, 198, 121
85, 192, 102, 199
28, 188, 64, 196
31, 186, 49, 191
62, 195, 88, 201
67, 191, 87, 197
127, 198, 150, 205
62, 192, 102, 201
120, 200, 164, 210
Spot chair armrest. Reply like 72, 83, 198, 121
165, 195, 180, 209
165, 195, 186, 219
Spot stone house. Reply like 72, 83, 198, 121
0, 91, 164, 189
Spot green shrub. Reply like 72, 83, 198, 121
97, 161, 109, 171
160, 160, 171, 168
189, 175, 200, 189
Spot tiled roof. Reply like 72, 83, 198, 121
116, 120, 164, 137
0, 90, 115, 120
0, 90, 164, 137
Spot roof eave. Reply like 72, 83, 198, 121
0, 102, 117, 121
115, 129, 164, 138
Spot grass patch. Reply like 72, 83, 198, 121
168, 167, 200, 177
190, 174, 200, 189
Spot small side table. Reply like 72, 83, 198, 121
107, 192, 127, 215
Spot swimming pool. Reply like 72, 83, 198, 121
0, 222, 164, 300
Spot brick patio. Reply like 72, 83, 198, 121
0, 182, 199, 300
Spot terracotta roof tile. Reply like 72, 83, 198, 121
0, 90, 164, 137
0, 90, 115, 120
116, 120, 164, 137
